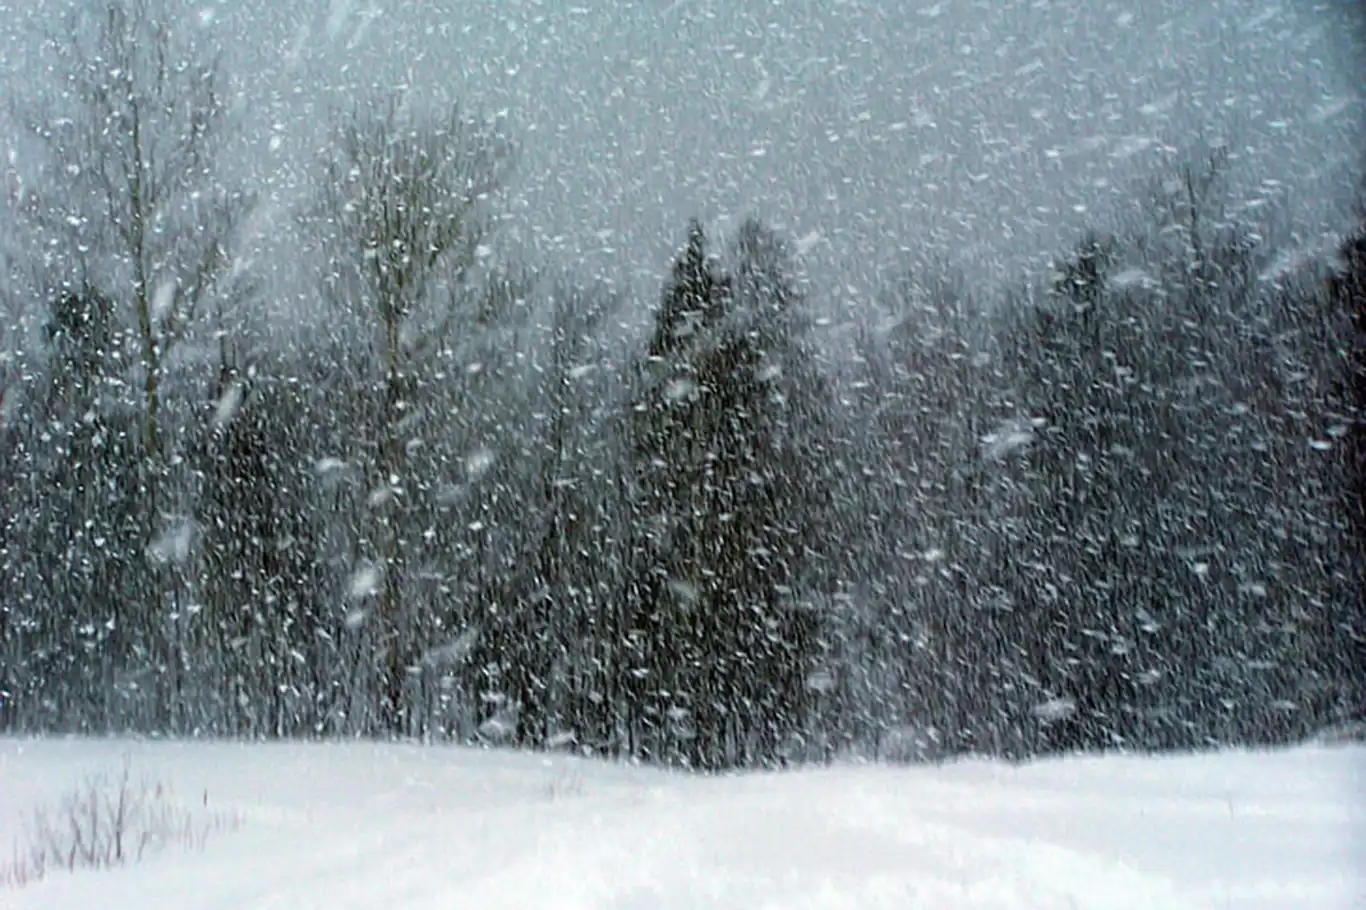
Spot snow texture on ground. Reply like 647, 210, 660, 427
2, 738, 1362, 909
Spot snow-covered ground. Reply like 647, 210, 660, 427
1, 738, 1361, 909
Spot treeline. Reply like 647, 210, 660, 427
0, 2, 1361, 767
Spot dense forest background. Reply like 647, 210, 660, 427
0, 2, 1361, 769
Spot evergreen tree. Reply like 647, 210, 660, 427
625, 219, 831, 769
1329, 216, 1366, 549
984, 191, 1363, 753
1, 285, 147, 730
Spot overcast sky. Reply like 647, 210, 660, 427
1, 0, 1362, 305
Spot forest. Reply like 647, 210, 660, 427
0, 2, 1362, 770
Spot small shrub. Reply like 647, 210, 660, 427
1, 761, 240, 889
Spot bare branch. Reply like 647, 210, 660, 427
318, 96, 515, 363
9, 0, 250, 460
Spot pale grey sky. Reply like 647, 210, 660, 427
1, 0, 1362, 305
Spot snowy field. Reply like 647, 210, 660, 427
1, 738, 1362, 909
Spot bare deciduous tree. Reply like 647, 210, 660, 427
317, 96, 517, 730
0, 0, 252, 732
14, 0, 249, 469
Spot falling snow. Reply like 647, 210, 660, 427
0, 0, 1362, 904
